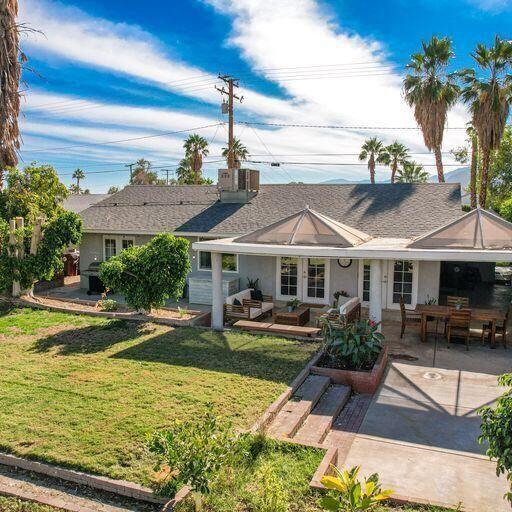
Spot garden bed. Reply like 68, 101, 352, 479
311, 344, 389, 394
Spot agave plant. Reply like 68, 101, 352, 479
403, 36, 459, 183
458, 36, 512, 207
319, 465, 393, 511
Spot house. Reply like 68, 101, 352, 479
63, 194, 111, 213
77, 169, 512, 328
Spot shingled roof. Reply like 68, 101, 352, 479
79, 183, 463, 239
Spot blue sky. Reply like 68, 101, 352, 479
19, 0, 512, 192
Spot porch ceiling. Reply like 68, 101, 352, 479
192, 236, 512, 262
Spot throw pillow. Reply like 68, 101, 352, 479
233, 298, 242, 306
251, 289, 264, 301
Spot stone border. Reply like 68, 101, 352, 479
0, 452, 190, 506
250, 347, 324, 433
310, 345, 388, 394
17, 296, 211, 328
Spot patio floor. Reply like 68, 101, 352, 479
340, 322, 511, 512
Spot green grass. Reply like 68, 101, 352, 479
0, 308, 319, 486
0, 498, 55, 512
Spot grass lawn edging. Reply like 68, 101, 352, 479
17, 295, 211, 327
0, 452, 189, 507
310, 344, 389, 394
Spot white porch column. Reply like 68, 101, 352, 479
369, 259, 382, 328
211, 252, 224, 330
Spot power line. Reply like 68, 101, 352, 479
248, 159, 465, 167
238, 121, 467, 130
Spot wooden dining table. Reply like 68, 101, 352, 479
415, 304, 506, 348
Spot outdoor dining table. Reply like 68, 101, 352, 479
415, 304, 506, 348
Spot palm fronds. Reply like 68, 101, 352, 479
184, 134, 209, 184
358, 137, 386, 184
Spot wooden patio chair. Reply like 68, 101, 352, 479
481, 304, 510, 349
446, 308, 472, 350
446, 296, 469, 307
399, 296, 421, 339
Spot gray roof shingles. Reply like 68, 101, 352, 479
79, 183, 463, 239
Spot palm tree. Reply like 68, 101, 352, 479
222, 138, 249, 169
380, 141, 410, 183
176, 158, 193, 184
107, 186, 119, 194
72, 168, 85, 193
358, 137, 387, 184
467, 124, 479, 209
68, 183, 80, 194
184, 134, 209, 184
395, 161, 429, 183
0, 0, 24, 188
403, 36, 459, 183
458, 36, 512, 207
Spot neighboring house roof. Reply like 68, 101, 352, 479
409, 207, 512, 250
79, 183, 463, 238
63, 194, 111, 213
235, 207, 372, 247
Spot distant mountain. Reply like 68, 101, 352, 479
322, 177, 372, 184
429, 166, 470, 188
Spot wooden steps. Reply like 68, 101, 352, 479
267, 375, 330, 439
293, 385, 351, 445
234, 320, 321, 338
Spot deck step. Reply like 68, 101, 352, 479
267, 375, 331, 439
293, 385, 351, 445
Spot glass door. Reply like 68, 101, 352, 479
277, 257, 300, 300
303, 258, 329, 304
387, 260, 418, 309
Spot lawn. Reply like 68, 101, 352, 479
0, 308, 319, 485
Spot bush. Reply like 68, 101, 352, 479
99, 233, 191, 312
319, 465, 393, 511
97, 299, 118, 312
500, 198, 512, 223
479, 373, 512, 503
322, 319, 384, 370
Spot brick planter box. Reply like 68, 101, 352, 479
310, 344, 388, 394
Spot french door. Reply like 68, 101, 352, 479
276, 257, 330, 304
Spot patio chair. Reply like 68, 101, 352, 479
446, 296, 469, 308
446, 308, 472, 350
481, 304, 510, 349
399, 296, 421, 338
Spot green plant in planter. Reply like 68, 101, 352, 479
319, 465, 393, 511
323, 319, 384, 369
479, 373, 512, 503
247, 277, 259, 290
286, 298, 301, 311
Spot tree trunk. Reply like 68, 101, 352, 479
434, 147, 445, 182
369, 155, 375, 184
479, 147, 491, 208
469, 135, 478, 210
390, 162, 397, 184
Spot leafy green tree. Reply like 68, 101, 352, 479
380, 141, 410, 184
99, 233, 190, 312
0, 164, 68, 222
395, 161, 429, 184
489, 126, 512, 208
358, 138, 387, 184
459, 36, 512, 207
499, 198, 512, 223
148, 405, 237, 511
184, 134, 209, 184
222, 137, 249, 169
403, 36, 459, 183
479, 373, 512, 503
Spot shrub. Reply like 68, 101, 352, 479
147, 405, 238, 510
500, 198, 512, 223
322, 319, 384, 370
479, 373, 512, 503
99, 233, 191, 313
319, 465, 393, 511
252, 462, 289, 512
97, 299, 118, 312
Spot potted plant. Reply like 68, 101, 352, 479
312, 319, 388, 394
455, 298, 465, 310
333, 290, 350, 308
287, 298, 301, 312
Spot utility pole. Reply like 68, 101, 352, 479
216, 75, 243, 171
162, 168, 173, 185
125, 163, 135, 185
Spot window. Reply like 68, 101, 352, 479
307, 258, 326, 299
362, 262, 371, 302
104, 238, 117, 260
122, 239, 134, 250
392, 260, 414, 305
198, 251, 238, 272
280, 257, 298, 297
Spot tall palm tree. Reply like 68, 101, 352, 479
72, 168, 85, 193
358, 137, 387, 184
222, 138, 249, 169
395, 161, 429, 183
403, 36, 459, 183
0, 0, 24, 189
459, 36, 512, 207
466, 124, 479, 209
380, 141, 410, 183
184, 134, 209, 184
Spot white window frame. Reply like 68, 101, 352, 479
102, 235, 135, 261
197, 251, 239, 273
386, 259, 419, 310
357, 260, 372, 307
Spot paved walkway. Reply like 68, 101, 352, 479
341, 362, 510, 512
